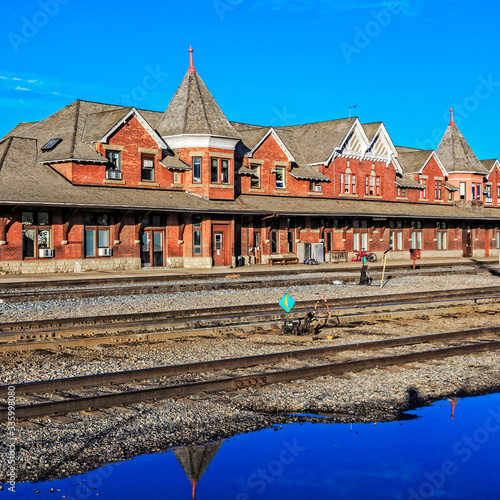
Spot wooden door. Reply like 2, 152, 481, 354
212, 225, 229, 266
141, 229, 164, 267
462, 229, 472, 257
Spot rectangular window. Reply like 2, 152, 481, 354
211, 158, 231, 184
421, 179, 427, 199
141, 154, 155, 182
344, 173, 350, 194
497, 184, 500, 199
192, 157, 201, 183
310, 181, 322, 192
271, 230, 278, 253
435, 181, 442, 200
326, 231, 333, 252
460, 182, 466, 200
340, 173, 344, 194
485, 185, 492, 202
106, 150, 121, 171
476, 183, 481, 200
193, 216, 202, 255
411, 231, 422, 250
496, 231, 500, 249
250, 164, 261, 188
353, 232, 360, 252
365, 176, 380, 196
275, 168, 285, 189
85, 229, 96, 257
287, 230, 294, 253
352, 175, 356, 195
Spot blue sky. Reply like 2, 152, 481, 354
0, 0, 499, 159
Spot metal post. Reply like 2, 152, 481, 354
380, 253, 387, 288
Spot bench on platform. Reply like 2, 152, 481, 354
268, 256, 299, 265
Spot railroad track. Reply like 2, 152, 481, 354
1, 286, 500, 351
0, 261, 498, 303
1, 326, 499, 422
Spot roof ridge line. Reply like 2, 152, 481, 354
0, 137, 14, 171
70, 99, 81, 159
194, 73, 212, 135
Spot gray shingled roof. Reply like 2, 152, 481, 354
82, 108, 133, 142
1, 121, 38, 140
280, 118, 356, 164
481, 159, 498, 172
362, 122, 382, 142
160, 149, 191, 170
156, 71, 240, 139
231, 122, 270, 158
396, 174, 424, 189
1, 136, 498, 221
396, 146, 435, 175
436, 124, 489, 174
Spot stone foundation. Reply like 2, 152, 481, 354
0, 258, 142, 275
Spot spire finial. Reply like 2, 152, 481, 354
188, 47, 196, 73
449, 107, 455, 126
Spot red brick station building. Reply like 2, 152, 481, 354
1, 49, 500, 273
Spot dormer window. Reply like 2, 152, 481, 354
275, 168, 285, 189
141, 154, 155, 182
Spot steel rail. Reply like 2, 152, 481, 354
1, 340, 499, 422
1, 286, 500, 336
1, 326, 499, 398
0, 266, 497, 304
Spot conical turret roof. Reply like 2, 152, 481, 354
436, 115, 488, 174
157, 59, 240, 139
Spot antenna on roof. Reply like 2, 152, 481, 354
349, 105, 357, 118
449, 107, 455, 126
188, 47, 196, 73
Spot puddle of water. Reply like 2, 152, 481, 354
6, 393, 500, 499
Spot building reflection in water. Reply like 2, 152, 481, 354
448, 398, 459, 420
173, 440, 224, 499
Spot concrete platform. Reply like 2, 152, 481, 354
0, 256, 498, 285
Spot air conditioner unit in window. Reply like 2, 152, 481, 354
314, 184, 322, 192
106, 170, 122, 180
98, 248, 113, 257
39, 248, 54, 258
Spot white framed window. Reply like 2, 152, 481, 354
276, 168, 285, 189
460, 182, 466, 200
192, 157, 202, 183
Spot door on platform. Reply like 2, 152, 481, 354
462, 229, 472, 257
141, 229, 164, 267
212, 225, 229, 266
253, 232, 261, 264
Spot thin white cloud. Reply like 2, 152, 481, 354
15, 87, 31, 91
0, 76, 7, 80
27, 79, 38, 83
12, 77, 22, 81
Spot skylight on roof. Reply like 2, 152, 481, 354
41, 138, 62, 151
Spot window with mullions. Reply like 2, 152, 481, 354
141, 154, 155, 182
437, 221, 447, 250
140, 214, 164, 228
389, 221, 403, 251
340, 173, 356, 194
365, 176, 380, 196
211, 158, 230, 184
275, 168, 285, 189
192, 157, 202, 183
84, 213, 110, 257
106, 150, 121, 171
250, 164, 261, 189
411, 221, 423, 250
420, 179, 427, 199
22, 211, 52, 259
193, 216, 202, 255
435, 181, 442, 200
